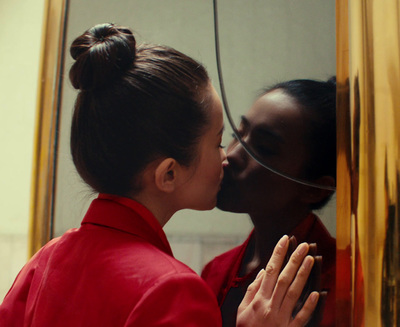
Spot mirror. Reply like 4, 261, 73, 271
24, 0, 400, 324
53, 0, 336, 272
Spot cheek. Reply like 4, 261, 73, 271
195, 153, 222, 188
238, 166, 290, 200
210, 150, 224, 177
240, 163, 267, 184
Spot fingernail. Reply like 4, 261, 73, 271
279, 235, 289, 247
256, 269, 264, 279
297, 243, 308, 256
315, 255, 323, 263
311, 292, 319, 303
304, 256, 314, 269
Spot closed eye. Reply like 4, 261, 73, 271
253, 145, 278, 156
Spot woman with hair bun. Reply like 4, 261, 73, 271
0, 23, 319, 326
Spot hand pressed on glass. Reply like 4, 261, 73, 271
289, 239, 326, 327
236, 235, 319, 327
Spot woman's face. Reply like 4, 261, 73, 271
217, 89, 312, 217
179, 85, 226, 210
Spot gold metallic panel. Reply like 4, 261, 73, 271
29, 0, 67, 257
336, 0, 352, 325
345, 0, 400, 325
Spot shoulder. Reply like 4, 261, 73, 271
112, 236, 199, 276
110, 244, 222, 325
0, 233, 68, 323
201, 236, 250, 299
79, 233, 209, 300
202, 241, 246, 279
8, 234, 65, 281
125, 272, 222, 326
309, 215, 336, 258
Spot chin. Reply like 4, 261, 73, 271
194, 204, 216, 211
205, 198, 218, 211
216, 189, 229, 210
190, 198, 217, 211
216, 194, 239, 213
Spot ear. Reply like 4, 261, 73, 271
154, 158, 178, 193
301, 175, 336, 205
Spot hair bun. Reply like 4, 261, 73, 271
69, 23, 136, 90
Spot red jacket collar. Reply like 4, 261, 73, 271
81, 194, 173, 256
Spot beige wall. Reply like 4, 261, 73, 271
0, 0, 45, 300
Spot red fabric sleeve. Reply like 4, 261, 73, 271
125, 273, 222, 326
0, 238, 58, 327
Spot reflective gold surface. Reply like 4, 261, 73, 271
336, 0, 352, 324
345, 0, 400, 325
29, 0, 67, 257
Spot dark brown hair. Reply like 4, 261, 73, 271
263, 77, 336, 209
69, 23, 211, 195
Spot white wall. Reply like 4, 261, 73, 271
0, 0, 45, 300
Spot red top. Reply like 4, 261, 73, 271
201, 213, 336, 327
0, 194, 222, 326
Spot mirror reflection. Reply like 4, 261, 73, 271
1, 0, 337, 325
55, 0, 336, 236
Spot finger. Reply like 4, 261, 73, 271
307, 254, 321, 295
318, 290, 327, 308
307, 243, 317, 257
289, 236, 298, 251
283, 236, 298, 272
306, 291, 327, 327
305, 244, 318, 299
258, 235, 289, 298
276, 253, 314, 314
239, 269, 265, 308
295, 254, 322, 316
310, 256, 322, 292
271, 243, 314, 313
290, 292, 319, 327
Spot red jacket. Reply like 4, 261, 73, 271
201, 213, 336, 327
0, 194, 222, 326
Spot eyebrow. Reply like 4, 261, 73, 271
240, 115, 250, 128
217, 125, 225, 136
240, 115, 284, 143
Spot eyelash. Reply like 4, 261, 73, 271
231, 131, 244, 140
219, 144, 226, 149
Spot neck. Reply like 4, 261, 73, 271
130, 192, 177, 228
243, 208, 310, 273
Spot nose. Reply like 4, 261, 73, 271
220, 146, 227, 162
226, 136, 248, 169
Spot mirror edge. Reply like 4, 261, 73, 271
28, 0, 68, 257
336, 0, 352, 325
